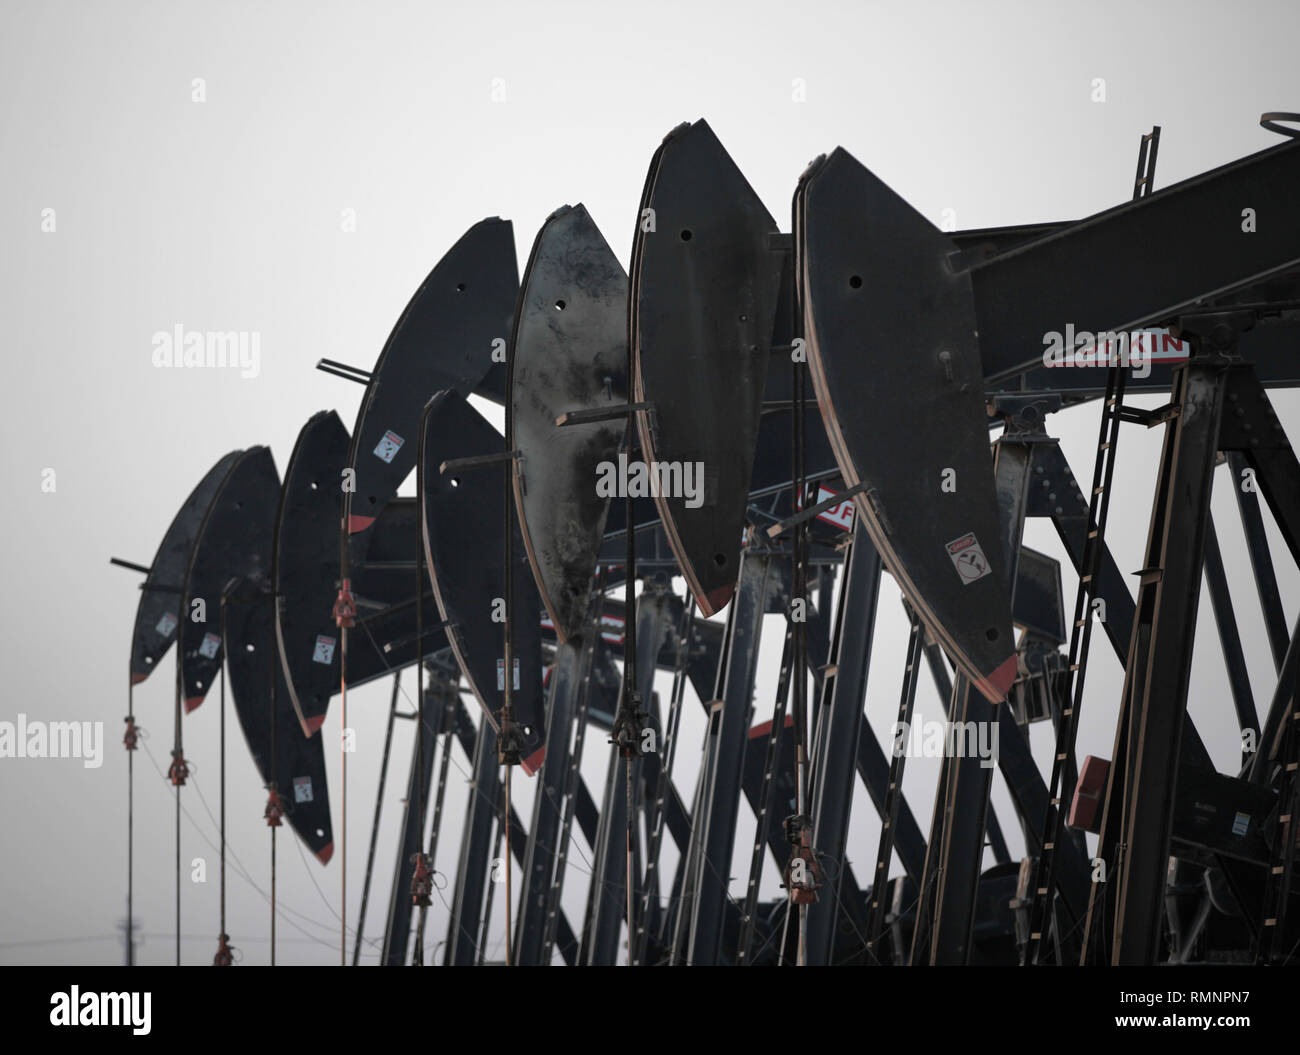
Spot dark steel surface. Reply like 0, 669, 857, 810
179, 446, 279, 710
130, 450, 241, 685
631, 120, 785, 616
798, 147, 1016, 704
511, 205, 628, 643
343, 219, 519, 563
421, 390, 546, 768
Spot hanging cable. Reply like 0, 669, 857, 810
214, 594, 231, 965
787, 230, 817, 966
413, 417, 432, 964
169, 641, 189, 967
124, 670, 138, 967
332, 576, 356, 967
609, 294, 647, 967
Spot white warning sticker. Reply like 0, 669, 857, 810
373, 430, 405, 464
1232, 811, 1250, 837
496, 658, 520, 690
294, 776, 313, 803
600, 614, 626, 644
816, 485, 855, 532
946, 533, 992, 585
198, 632, 221, 658
313, 635, 337, 665
155, 611, 179, 638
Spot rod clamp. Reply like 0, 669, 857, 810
782, 813, 823, 904
609, 690, 647, 759
264, 786, 286, 827
410, 852, 434, 907
498, 709, 526, 766
212, 933, 235, 966
332, 579, 357, 629
168, 749, 189, 787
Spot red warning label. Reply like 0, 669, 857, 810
946, 533, 992, 584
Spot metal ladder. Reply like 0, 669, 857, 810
634, 595, 695, 963
736, 626, 796, 963
864, 605, 923, 964
1023, 126, 1160, 965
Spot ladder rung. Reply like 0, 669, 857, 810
1088, 529, 1099, 539
1063, 709, 1073, 717
1044, 842, 1055, 850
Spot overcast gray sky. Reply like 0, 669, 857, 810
2, 0, 1298, 964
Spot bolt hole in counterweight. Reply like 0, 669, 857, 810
555, 299, 566, 311
849, 274, 862, 289
680, 229, 692, 241
713, 553, 727, 567
455, 282, 466, 292
985, 628, 999, 642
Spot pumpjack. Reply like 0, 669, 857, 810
118, 110, 1300, 966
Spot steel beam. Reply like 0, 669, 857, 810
514, 641, 581, 965
1204, 515, 1261, 755
806, 522, 882, 964
579, 589, 671, 965
686, 548, 774, 964
1227, 450, 1290, 672
381, 681, 444, 965
1112, 353, 1230, 964
968, 140, 1300, 382
444, 708, 500, 965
